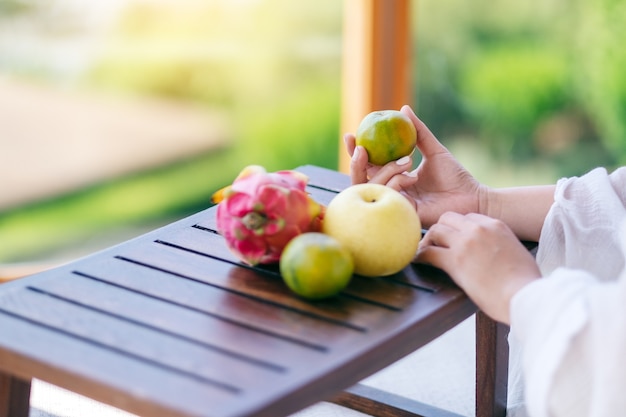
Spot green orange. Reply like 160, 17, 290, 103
355, 110, 417, 166
279, 233, 354, 299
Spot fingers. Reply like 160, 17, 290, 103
435, 211, 474, 229
343, 133, 356, 157
414, 245, 448, 270
418, 212, 478, 256
420, 219, 458, 249
345, 129, 417, 187
419, 212, 508, 256
344, 133, 368, 185
368, 155, 415, 186
438, 211, 509, 239
416, 213, 467, 270
350, 146, 369, 185
400, 105, 448, 158
386, 169, 418, 192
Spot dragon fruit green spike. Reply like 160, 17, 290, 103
212, 165, 325, 266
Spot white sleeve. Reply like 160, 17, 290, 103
536, 167, 626, 280
510, 167, 626, 417
511, 265, 626, 417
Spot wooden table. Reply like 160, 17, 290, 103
0, 165, 509, 417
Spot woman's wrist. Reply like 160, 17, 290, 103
477, 184, 495, 218
478, 185, 555, 241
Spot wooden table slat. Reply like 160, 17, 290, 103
71, 256, 361, 350
31, 272, 324, 370
28, 276, 325, 372
0, 287, 281, 392
0, 313, 240, 417
158, 225, 428, 310
115, 240, 412, 331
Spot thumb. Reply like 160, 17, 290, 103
349, 145, 369, 185
401, 105, 447, 158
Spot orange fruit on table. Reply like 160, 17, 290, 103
279, 233, 354, 300
355, 110, 417, 166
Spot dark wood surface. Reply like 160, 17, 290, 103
0, 165, 485, 417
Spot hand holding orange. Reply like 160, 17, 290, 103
355, 110, 417, 166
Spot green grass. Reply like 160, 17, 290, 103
0, 148, 240, 262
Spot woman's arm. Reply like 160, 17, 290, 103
483, 185, 556, 242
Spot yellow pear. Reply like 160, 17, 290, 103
322, 184, 421, 277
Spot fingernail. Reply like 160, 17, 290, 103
352, 146, 360, 161
402, 169, 417, 177
396, 155, 411, 165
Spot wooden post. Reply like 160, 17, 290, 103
0, 373, 31, 417
476, 311, 510, 417
339, 0, 413, 173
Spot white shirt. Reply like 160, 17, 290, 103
509, 167, 626, 417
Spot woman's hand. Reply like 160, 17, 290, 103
345, 105, 489, 228
416, 212, 541, 324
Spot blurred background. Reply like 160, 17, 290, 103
1, 0, 625, 268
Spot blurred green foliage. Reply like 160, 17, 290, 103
87, 0, 343, 172
0, 0, 37, 15
460, 44, 571, 158
2, 0, 626, 263
415, 0, 625, 174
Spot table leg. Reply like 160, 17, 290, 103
0, 372, 31, 417
331, 383, 464, 417
475, 311, 509, 417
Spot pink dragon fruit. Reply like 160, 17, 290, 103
211, 165, 325, 266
